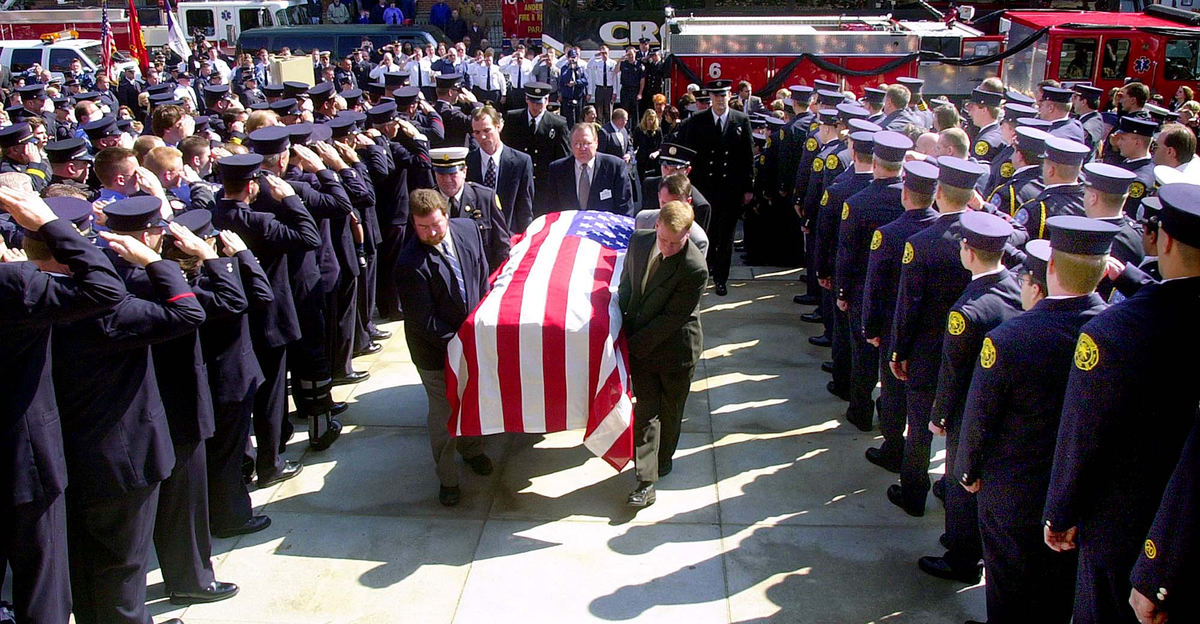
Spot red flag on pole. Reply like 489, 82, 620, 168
126, 0, 149, 72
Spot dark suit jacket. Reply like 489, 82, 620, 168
451, 181, 513, 272
543, 153, 634, 216
500, 108, 570, 214
395, 218, 490, 370
618, 230, 707, 371
467, 145, 534, 234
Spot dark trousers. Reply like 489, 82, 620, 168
708, 200, 742, 286
355, 253, 378, 351
619, 86, 639, 118
979, 501, 1077, 623
251, 341, 288, 478
943, 416, 982, 570
66, 484, 159, 624
327, 273, 358, 378
846, 303, 879, 425
1, 495, 70, 624
594, 85, 614, 122
154, 440, 216, 594
803, 230, 819, 295
376, 226, 405, 319
561, 99, 582, 128
208, 396, 255, 532
631, 360, 695, 483
877, 333, 907, 459
829, 297, 851, 392
472, 87, 501, 108
819, 286, 834, 340
1074, 533, 1142, 624
900, 382, 936, 500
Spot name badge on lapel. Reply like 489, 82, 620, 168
599, 189, 612, 201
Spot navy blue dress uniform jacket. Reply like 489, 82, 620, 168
354, 144, 389, 250
467, 146, 535, 234
816, 171, 871, 281
2, 219, 125, 507
972, 122, 1004, 164
432, 99, 475, 149
53, 258, 206, 504
375, 132, 431, 230
801, 139, 843, 232
674, 108, 755, 203
1015, 183, 1086, 240
861, 208, 939, 341
395, 218, 490, 371
835, 177, 904, 313
1048, 117, 1087, 144
987, 165, 1043, 218
500, 108, 571, 215
199, 250, 273, 405
984, 143, 1015, 199
450, 181, 513, 272
282, 167, 355, 293
543, 153, 634, 216
1116, 156, 1155, 220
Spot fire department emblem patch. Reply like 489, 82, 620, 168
979, 337, 997, 369
902, 241, 914, 264
974, 141, 990, 157
841, 202, 850, 220
826, 154, 839, 170
1129, 182, 1146, 199
806, 138, 818, 152
870, 229, 882, 250
1074, 333, 1100, 371
813, 158, 824, 172
947, 311, 966, 336
820, 191, 829, 206
1000, 162, 1014, 178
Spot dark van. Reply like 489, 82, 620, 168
237, 25, 444, 57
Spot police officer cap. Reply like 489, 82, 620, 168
1005, 89, 1034, 106
658, 143, 695, 167
172, 208, 218, 238
873, 131, 913, 162
366, 82, 388, 97
4, 105, 29, 121
749, 115, 767, 130
430, 146, 469, 173
218, 153, 265, 181
383, 71, 411, 87
17, 84, 46, 99
896, 77, 924, 94
64, 79, 80, 87
116, 119, 136, 135
817, 109, 839, 126
262, 84, 286, 97
339, 109, 368, 130
392, 86, 420, 107
203, 84, 231, 102
523, 81, 553, 100
1016, 117, 1051, 129
816, 90, 843, 106
1014, 126, 1052, 154
848, 118, 882, 134
638, 37, 651, 44
937, 156, 987, 190
836, 103, 869, 122
1137, 196, 1162, 223
0, 123, 36, 148
248, 126, 292, 155
763, 115, 787, 127
969, 87, 1003, 108
1143, 103, 1176, 124
309, 124, 332, 143
960, 210, 1013, 253
146, 83, 173, 96
436, 73, 464, 89
52, 96, 72, 110
903, 160, 939, 194
695, 94, 711, 104
103, 196, 170, 232
249, 102, 271, 111
1021, 238, 1051, 283
1046, 215, 1120, 255
813, 79, 839, 92
1072, 83, 1103, 101
1114, 115, 1158, 138
1002, 103, 1037, 123
1040, 86, 1073, 103
287, 123, 314, 145
283, 81, 310, 98
193, 115, 211, 134
862, 87, 886, 104
705, 79, 733, 94
1041, 136, 1090, 166
24, 196, 94, 241
45, 137, 94, 163
850, 131, 876, 155
327, 115, 357, 138
308, 81, 335, 103
788, 85, 814, 101
1156, 183, 1200, 248
149, 93, 177, 105
366, 101, 398, 125
340, 88, 363, 107
1083, 162, 1136, 195
83, 117, 121, 140
241, 72, 259, 83
269, 98, 301, 117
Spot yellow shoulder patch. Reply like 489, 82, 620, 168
870, 229, 883, 250
974, 141, 990, 157
826, 154, 839, 170
813, 158, 824, 172
765, 137, 772, 148
1145, 539, 1157, 559
1130, 181, 1146, 199
806, 137, 818, 152
1074, 332, 1100, 371
809, 122, 819, 132
902, 241, 914, 264
947, 311, 966, 336
841, 202, 850, 220
980, 337, 997, 369
1000, 162, 1014, 179
26, 167, 46, 180
820, 190, 829, 206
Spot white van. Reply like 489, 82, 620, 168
177, 0, 311, 51
0, 33, 139, 79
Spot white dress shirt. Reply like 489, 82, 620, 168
585, 57, 618, 98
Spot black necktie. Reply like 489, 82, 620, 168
484, 157, 497, 188
449, 196, 459, 215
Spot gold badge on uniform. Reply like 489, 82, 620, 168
1000, 162, 1015, 179
947, 311, 966, 336
870, 229, 882, 250
841, 202, 850, 220
826, 154, 839, 170
980, 337, 997, 369
820, 190, 829, 206
1074, 332, 1100, 371
1130, 182, 1146, 199
902, 241, 914, 264
974, 141, 990, 157
813, 158, 824, 172
806, 137, 818, 152
1144, 539, 1157, 559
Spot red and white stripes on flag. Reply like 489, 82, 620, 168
447, 211, 635, 471
100, 1, 116, 81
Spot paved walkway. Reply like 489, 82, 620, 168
142, 259, 984, 623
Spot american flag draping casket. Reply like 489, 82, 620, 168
445, 211, 636, 470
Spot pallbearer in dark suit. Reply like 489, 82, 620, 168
544, 123, 634, 216
888, 156, 989, 517
501, 82, 570, 217
956, 221, 1113, 624
618, 201, 708, 507
0, 190, 126, 624
1044, 186, 1200, 624
919, 211, 1022, 586
54, 196, 206, 624
396, 189, 494, 508
467, 105, 535, 234
431, 146, 513, 272
674, 79, 754, 296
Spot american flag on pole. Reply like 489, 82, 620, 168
100, 0, 116, 81
447, 211, 636, 470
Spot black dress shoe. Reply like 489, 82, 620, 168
464, 454, 493, 476
212, 515, 272, 539
331, 401, 349, 416
170, 581, 240, 605
918, 556, 982, 584
845, 412, 873, 432
809, 335, 832, 348
332, 371, 370, 386
821, 361, 835, 374
800, 311, 823, 323
933, 478, 947, 503
826, 380, 849, 401
257, 460, 303, 488
714, 283, 728, 296
439, 485, 461, 506
794, 293, 820, 305
309, 418, 342, 451
865, 447, 902, 473
353, 342, 383, 357
887, 484, 925, 517
627, 481, 656, 507
369, 328, 392, 341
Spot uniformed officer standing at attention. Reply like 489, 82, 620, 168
796, 90, 844, 306
896, 77, 933, 131
432, 73, 480, 149
430, 146, 512, 272
1108, 116, 1157, 219
987, 126, 1049, 217
501, 82, 570, 216
617, 47, 644, 118
919, 210, 1022, 586
808, 108, 846, 317
1015, 136, 1090, 240
888, 156, 989, 516
1072, 84, 1107, 151
1039, 86, 1087, 144
982, 103, 1038, 196
0, 189, 126, 624
862, 87, 886, 124
15, 84, 59, 139
1044, 184, 1200, 624
965, 87, 1004, 164
861, 160, 940, 473
778, 85, 815, 212
1, 123, 53, 194
1080, 163, 1145, 300
43, 138, 98, 200
675, 79, 755, 296
956, 221, 1113, 624
835, 131, 910, 428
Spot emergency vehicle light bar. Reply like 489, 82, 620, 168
40, 30, 79, 43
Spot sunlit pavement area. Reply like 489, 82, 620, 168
132, 252, 985, 623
